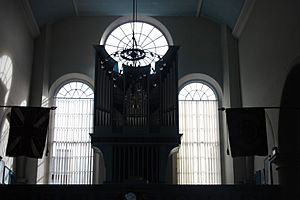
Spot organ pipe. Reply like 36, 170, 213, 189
92, 45, 180, 183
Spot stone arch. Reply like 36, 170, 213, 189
100, 16, 174, 46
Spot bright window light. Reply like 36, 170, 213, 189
104, 22, 168, 67
177, 82, 221, 184
49, 81, 94, 184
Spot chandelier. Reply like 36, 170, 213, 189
104, 0, 167, 69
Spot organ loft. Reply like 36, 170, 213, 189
91, 44, 181, 183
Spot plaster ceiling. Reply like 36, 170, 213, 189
28, 0, 246, 29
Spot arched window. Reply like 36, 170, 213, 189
49, 81, 94, 184
177, 82, 221, 184
101, 16, 173, 74
104, 21, 169, 67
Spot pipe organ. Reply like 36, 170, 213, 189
91, 45, 181, 183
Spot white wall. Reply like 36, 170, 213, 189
48, 16, 223, 89
0, 0, 34, 107
0, 0, 35, 183
239, 0, 300, 183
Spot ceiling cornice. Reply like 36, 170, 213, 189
72, 0, 79, 16
232, 0, 256, 38
196, 0, 203, 17
20, 0, 40, 38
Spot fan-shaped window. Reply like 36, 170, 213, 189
55, 81, 94, 98
104, 22, 169, 67
177, 82, 221, 184
0, 55, 13, 104
49, 81, 94, 184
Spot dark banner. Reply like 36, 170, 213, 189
6, 107, 51, 158
226, 108, 268, 157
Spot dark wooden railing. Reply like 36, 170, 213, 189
0, 184, 281, 200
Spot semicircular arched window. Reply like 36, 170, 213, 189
55, 81, 94, 98
49, 81, 94, 184
104, 21, 169, 67
177, 82, 221, 184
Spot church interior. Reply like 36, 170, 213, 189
1, 0, 300, 199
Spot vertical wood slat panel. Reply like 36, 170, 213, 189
111, 145, 161, 183
167, 71, 171, 126
99, 68, 104, 126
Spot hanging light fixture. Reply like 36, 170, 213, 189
103, 0, 167, 70
118, 0, 144, 67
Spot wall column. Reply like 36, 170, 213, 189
222, 25, 254, 184
15, 24, 52, 184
